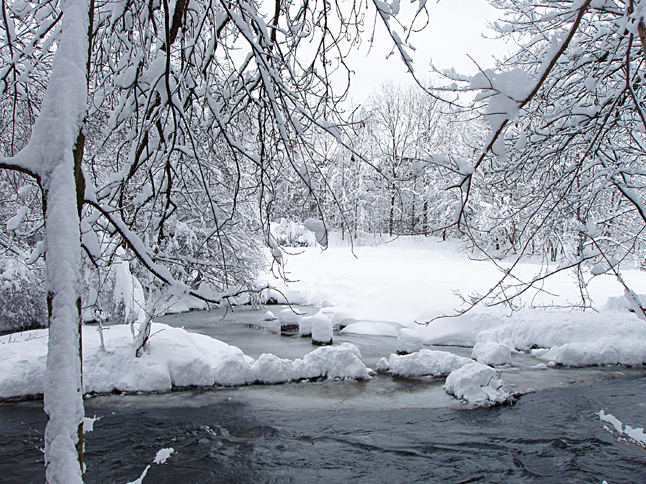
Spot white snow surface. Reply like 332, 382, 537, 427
396, 328, 423, 354
381, 349, 473, 377
471, 341, 512, 366
263, 310, 277, 321
341, 321, 401, 337
298, 315, 313, 336
444, 362, 513, 407
278, 308, 300, 326
311, 311, 333, 344
268, 235, 646, 367
0, 323, 369, 399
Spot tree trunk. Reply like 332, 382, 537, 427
389, 184, 395, 236
38, 0, 92, 478
43, 159, 84, 483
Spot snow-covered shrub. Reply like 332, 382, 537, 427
0, 255, 47, 333
270, 218, 316, 247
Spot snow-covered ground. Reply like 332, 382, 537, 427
267, 235, 646, 367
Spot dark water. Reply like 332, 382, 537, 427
2, 375, 646, 483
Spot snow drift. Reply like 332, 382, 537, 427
0, 323, 370, 400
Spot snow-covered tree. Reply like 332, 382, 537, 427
1, 0, 432, 479
443, 0, 646, 314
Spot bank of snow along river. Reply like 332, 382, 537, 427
2, 304, 646, 482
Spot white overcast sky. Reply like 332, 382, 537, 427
346, 0, 510, 101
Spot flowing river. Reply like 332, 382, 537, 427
2, 306, 646, 482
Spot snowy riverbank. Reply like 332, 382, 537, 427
266, 236, 646, 367
0, 322, 370, 400
4, 235, 646, 407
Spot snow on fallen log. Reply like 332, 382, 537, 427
0, 323, 369, 400
444, 362, 514, 408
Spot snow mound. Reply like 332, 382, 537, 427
604, 293, 646, 313
396, 328, 423, 354
297, 342, 369, 380
444, 362, 513, 407
0, 324, 369, 399
471, 341, 511, 366
298, 315, 313, 336
278, 308, 300, 326
381, 349, 473, 377
418, 313, 501, 346
311, 311, 333, 344
263, 310, 277, 321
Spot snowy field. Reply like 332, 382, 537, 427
267, 235, 646, 367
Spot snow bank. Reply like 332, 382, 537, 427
396, 328, 423, 354
474, 311, 646, 367
444, 362, 513, 407
379, 349, 473, 377
0, 324, 369, 399
541, 340, 646, 367
471, 341, 511, 366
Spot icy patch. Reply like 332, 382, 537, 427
598, 410, 646, 448
153, 448, 175, 464
471, 341, 511, 366
380, 349, 473, 377
444, 362, 513, 407
396, 328, 423, 354
127, 447, 175, 484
